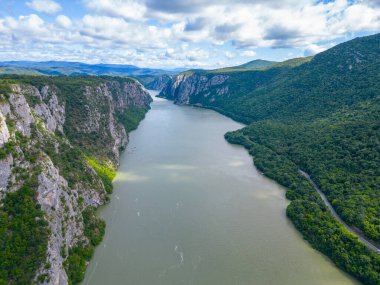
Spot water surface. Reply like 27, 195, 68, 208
83, 91, 358, 285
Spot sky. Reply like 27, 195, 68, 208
0, 0, 379, 69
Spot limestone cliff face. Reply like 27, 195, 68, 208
77, 80, 151, 165
0, 77, 151, 285
160, 73, 229, 105
145, 75, 172, 91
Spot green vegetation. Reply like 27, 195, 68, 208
212, 59, 278, 73
0, 80, 11, 100
0, 141, 15, 160
226, 132, 380, 284
163, 33, 380, 284
116, 106, 149, 133
0, 176, 50, 285
43, 138, 96, 189
87, 157, 116, 194
64, 207, 105, 285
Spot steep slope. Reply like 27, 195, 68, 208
136, 74, 172, 91
160, 33, 380, 284
0, 75, 152, 284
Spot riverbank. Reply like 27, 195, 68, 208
224, 132, 380, 285
82, 91, 358, 285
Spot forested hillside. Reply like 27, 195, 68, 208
160, 33, 380, 284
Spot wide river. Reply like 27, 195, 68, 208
82, 91, 359, 285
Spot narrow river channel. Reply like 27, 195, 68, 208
82, 91, 358, 285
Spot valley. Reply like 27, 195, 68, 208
160, 33, 380, 284
82, 91, 358, 285
0, 33, 378, 285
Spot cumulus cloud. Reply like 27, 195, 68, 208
184, 17, 208, 32
26, 0, 61, 14
144, 0, 311, 14
225, 51, 236, 59
83, 0, 146, 21
56, 15, 72, 28
240, 50, 257, 57
361, 0, 380, 7
0, 0, 379, 68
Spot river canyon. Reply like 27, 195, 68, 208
82, 91, 358, 285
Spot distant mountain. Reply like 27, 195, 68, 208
209, 59, 278, 73
235, 59, 277, 69
0, 61, 179, 77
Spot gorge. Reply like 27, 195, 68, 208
82, 91, 358, 285
0, 33, 379, 285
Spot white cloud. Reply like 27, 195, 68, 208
0, 0, 379, 68
185, 49, 209, 61
84, 0, 146, 21
240, 50, 257, 57
225, 51, 236, 58
79, 15, 171, 48
26, 0, 62, 14
56, 15, 71, 28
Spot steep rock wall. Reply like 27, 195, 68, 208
0, 76, 152, 285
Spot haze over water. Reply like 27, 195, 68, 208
82, 91, 358, 285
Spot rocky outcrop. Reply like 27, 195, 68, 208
77, 79, 151, 165
0, 77, 152, 285
9, 92, 35, 137
35, 86, 65, 133
145, 75, 172, 91
160, 73, 229, 105
0, 111, 10, 146
0, 154, 12, 194
36, 157, 71, 285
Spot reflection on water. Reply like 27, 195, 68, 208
82, 91, 359, 285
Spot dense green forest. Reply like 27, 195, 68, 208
0, 177, 50, 284
162, 33, 380, 284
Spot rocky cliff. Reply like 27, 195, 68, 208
160, 73, 230, 105
0, 76, 152, 285
144, 74, 172, 91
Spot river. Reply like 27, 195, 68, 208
82, 91, 358, 285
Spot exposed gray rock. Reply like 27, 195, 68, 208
210, 75, 229, 85
145, 75, 172, 91
217, 85, 229, 95
80, 80, 151, 164
36, 157, 78, 285
0, 154, 13, 194
0, 111, 10, 146
0, 101, 11, 117
9, 92, 34, 137
34, 87, 65, 133
161, 73, 230, 105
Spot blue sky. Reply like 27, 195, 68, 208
0, 0, 379, 69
